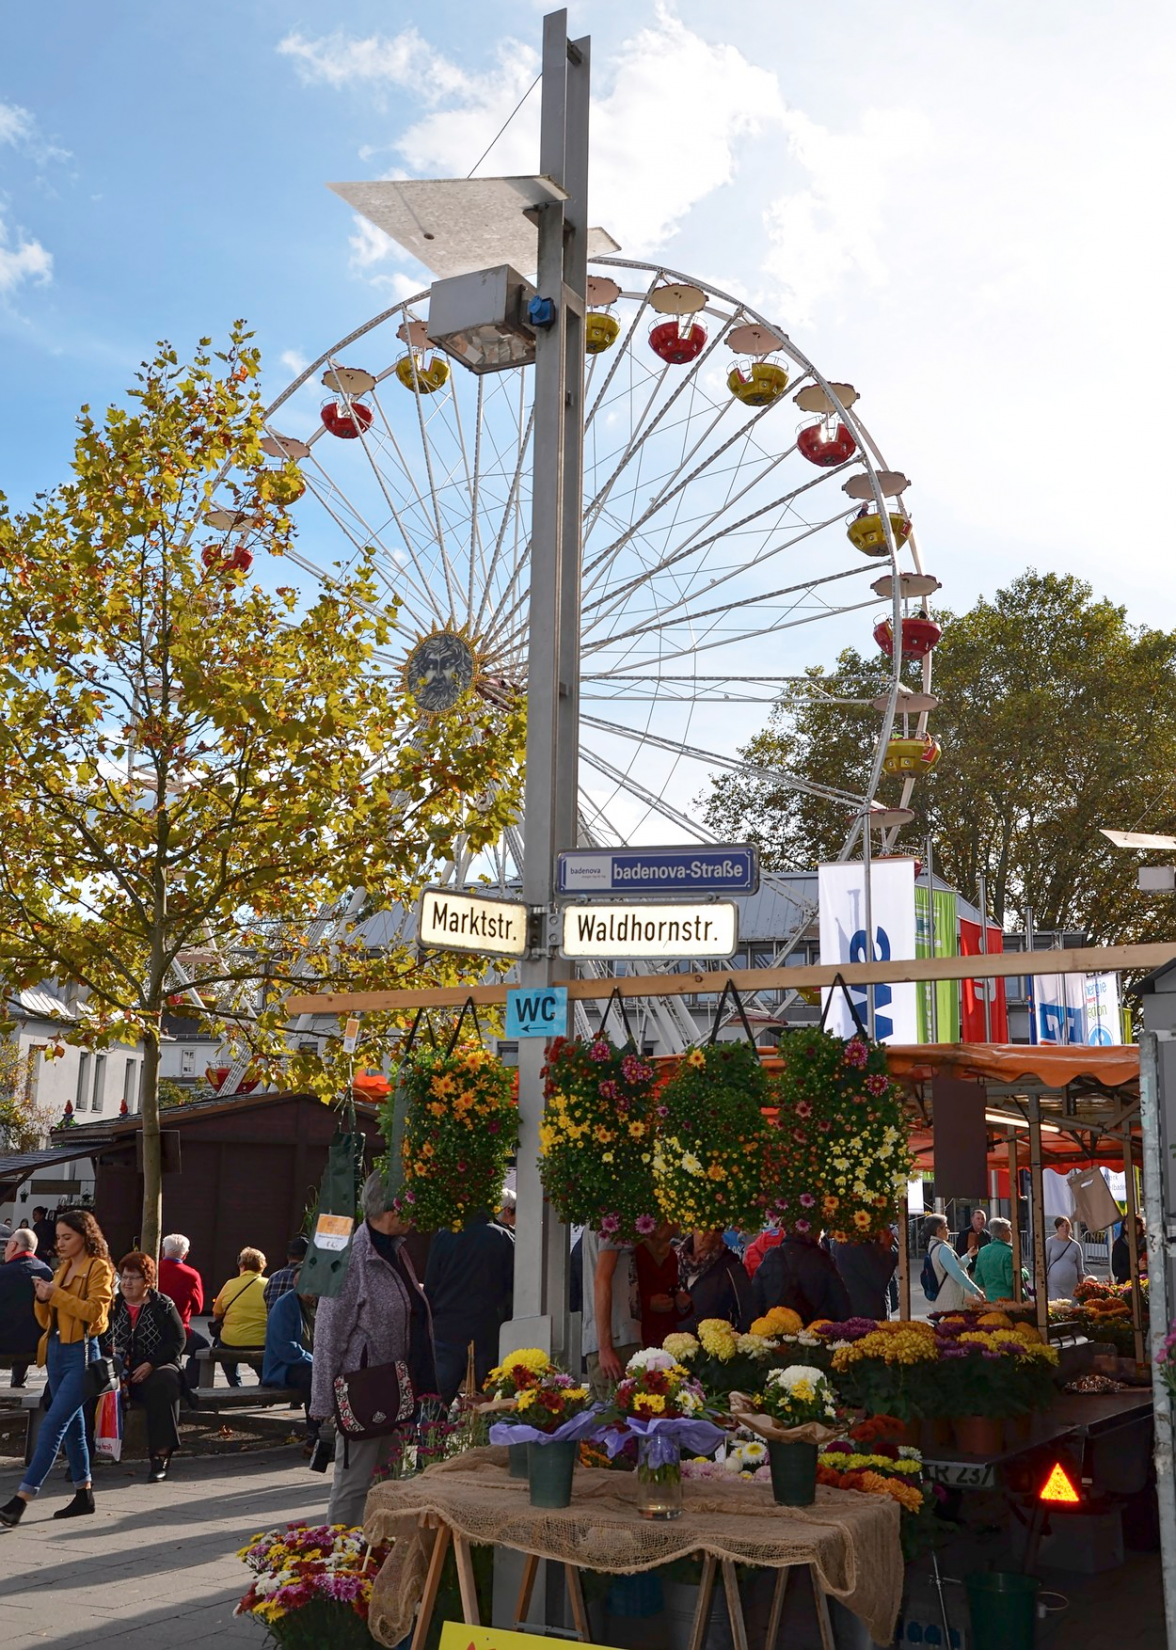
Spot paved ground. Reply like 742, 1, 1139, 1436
0, 1443, 326, 1648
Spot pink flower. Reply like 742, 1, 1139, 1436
598, 1080, 619, 1100
635, 1213, 657, 1235
656, 1105, 668, 1118
843, 1039, 869, 1069
601, 1213, 620, 1233
796, 1100, 812, 1119
589, 1040, 611, 1062
794, 1219, 812, 1234
865, 1073, 889, 1096
800, 1193, 816, 1208
818, 1120, 832, 1133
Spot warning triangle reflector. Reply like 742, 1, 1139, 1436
1040, 1461, 1081, 1504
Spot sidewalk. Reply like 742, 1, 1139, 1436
0, 1444, 326, 1648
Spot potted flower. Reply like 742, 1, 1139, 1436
488, 1368, 600, 1507
662, 1313, 803, 1401
652, 1040, 773, 1230
381, 1043, 517, 1231
236, 1521, 392, 1648
597, 1349, 725, 1520
482, 1347, 556, 1477
539, 1034, 660, 1241
730, 1365, 841, 1505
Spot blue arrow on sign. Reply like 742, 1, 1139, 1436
505, 985, 569, 1040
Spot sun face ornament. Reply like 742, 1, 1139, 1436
403, 629, 478, 714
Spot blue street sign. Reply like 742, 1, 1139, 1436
505, 985, 569, 1040
556, 843, 759, 897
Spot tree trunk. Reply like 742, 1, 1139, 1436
139, 1031, 163, 1261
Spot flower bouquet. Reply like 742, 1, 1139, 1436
652, 1040, 773, 1229
488, 1367, 600, 1507
768, 1028, 912, 1243
730, 1365, 841, 1505
598, 1349, 725, 1520
382, 1044, 517, 1230
817, 1416, 939, 1559
479, 1347, 555, 1475
663, 1312, 808, 1400
538, 1034, 660, 1241
236, 1522, 391, 1649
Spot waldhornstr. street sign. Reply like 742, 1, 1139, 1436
560, 900, 739, 960
418, 887, 528, 958
557, 843, 758, 896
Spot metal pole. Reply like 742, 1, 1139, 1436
1123, 1127, 1145, 1365
1007, 1131, 1023, 1302
896, 1182, 910, 1320
1025, 904, 1036, 1043
926, 836, 938, 1042
862, 815, 875, 1038
978, 872, 992, 1042
1140, 1030, 1176, 1648
506, 8, 589, 1362
1028, 1101, 1049, 1333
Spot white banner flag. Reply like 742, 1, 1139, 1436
1031, 971, 1121, 1045
818, 860, 918, 1043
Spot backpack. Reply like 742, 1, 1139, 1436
921, 1240, 944, 1302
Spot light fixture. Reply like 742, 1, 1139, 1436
984, 1110, 1062, 1135
426, 265, 538, 374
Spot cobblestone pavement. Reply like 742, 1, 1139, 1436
0, 1442, 325, 1648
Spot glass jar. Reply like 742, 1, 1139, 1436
636, 1436, 683, 1520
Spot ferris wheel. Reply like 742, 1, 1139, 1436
248, 258, 940, 1011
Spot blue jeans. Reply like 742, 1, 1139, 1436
21, 1335, 96, 1494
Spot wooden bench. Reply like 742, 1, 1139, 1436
192, 1347, 303, 1413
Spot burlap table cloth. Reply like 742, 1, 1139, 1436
364, 1447, 903, 1647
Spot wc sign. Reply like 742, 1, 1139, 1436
505, 985, 569, 1040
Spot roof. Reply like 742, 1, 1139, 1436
53, 1087, 382, 1142
9, 988, 75, 1022
0, 1141, 116, 1195
883, 1042, 1140, 1092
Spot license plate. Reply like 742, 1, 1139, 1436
922, 1460, 995, 1488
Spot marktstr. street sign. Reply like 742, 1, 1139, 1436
418, 887, 528, 959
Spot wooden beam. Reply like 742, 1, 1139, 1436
285, 940, 1176, 1016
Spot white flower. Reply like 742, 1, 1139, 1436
898, 1445, 922, 1461
722, 1452, 746, 1474
626, 1348, 675, 1374
797, 1332, 821, 1347
737, 1333, 774, 1358
679, 1388, 704, 1414
736, 1440, 767, 1465
681, 1152, 704, 1176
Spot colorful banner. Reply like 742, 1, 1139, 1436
959, 918, 1009, 1042
915, 885, 959, 1043
1030, 971, 1122, 1045
818, 859, 918, 1043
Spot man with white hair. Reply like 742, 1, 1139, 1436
158, 1233, 208, 1382
0, 1228, 53, 1386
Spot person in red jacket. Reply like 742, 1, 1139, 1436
743, 1221, 783, 1278
158, 1233, 207, 1383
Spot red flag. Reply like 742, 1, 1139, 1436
960, 918, 1008, 1042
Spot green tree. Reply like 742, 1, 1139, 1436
0, 1042, 44, 1153
702, 571, 1176, 939
0, 329, 524, 1257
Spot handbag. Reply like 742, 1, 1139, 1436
332, 1346, 415, 1440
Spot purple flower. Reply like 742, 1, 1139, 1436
656, 1105, 668, 1118
635, 1213, 657, 1235
589, 1040, 611, 1062
794, 1218, 811, 1234
601, 1213, 620, 1234
598, 1080, 619, 1100
800, 1192, 816, 1208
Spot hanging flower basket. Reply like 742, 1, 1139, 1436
381, 1044, 517, 1231
652, 1037, 773, 1230
539, 1032, 660, 1241
769, 1026, 913, 1242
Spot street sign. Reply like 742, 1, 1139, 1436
418, 887, 528, 959
557, 843, 758, 897
506, 985, 568, 1039
560, 901, 739, 961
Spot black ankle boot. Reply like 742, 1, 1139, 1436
148, 1455, 169, 1483
0, 1494, 26, 1527
52, 1487, 95, 1519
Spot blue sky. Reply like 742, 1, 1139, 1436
3, 0, 1172, 643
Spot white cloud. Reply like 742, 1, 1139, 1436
277, 28, 471, 104
279, 349, 309, 378
348, 214, 400, 271
0, 213, 52, 296
0, 102, 33, 145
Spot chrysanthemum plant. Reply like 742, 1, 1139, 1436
236, 1522, 392, 1649
652, 1038, 773, 1229
769, 1027, 913, 1243
381, 1042, 517, 1231
538, 1032, 660, 1241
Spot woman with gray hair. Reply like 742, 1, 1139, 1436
310, 1171, 436, 1528
972, 1217, 1015, 1302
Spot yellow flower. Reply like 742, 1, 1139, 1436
503, 1348, 551, 1373
516, 1389, 537, 1410
686, 1049, 706, 1068
628, 1121, 646, 1139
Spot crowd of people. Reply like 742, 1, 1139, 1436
0, 1185, 1140, 1527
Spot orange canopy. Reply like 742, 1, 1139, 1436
883, 1042, 1139, 1092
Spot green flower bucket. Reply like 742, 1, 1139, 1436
767, 1440, 818, 1507
965, 1571, 1040, 1650
508, 1443, 529, 1479
527, 1439, 577, 1508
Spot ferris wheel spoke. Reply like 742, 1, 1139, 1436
295, 470, 444, 635
584, 559, 872, 662
583, 284, 655, 435
580, 715, 866, 809
579, 746, 722, 842
473, 393, 535, 639
369, 387, 462, 624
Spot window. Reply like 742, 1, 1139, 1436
75, 1051, 91, 1111
91, 1053, 107, 1113
25, 1045, 45, 1103
122, 1060, 140, 1114
180, 1048, 196, 1078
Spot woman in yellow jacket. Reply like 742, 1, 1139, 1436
211, 1247, 268, 1386
0, 1208, 114, 1526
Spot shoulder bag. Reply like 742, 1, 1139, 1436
211, 1272, 260, 1338
332, 1345, 415, 1440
